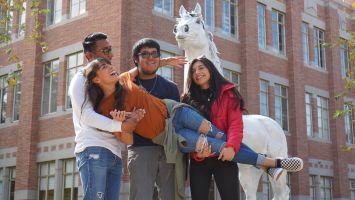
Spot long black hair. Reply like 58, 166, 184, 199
181, 57, 246, 116
81, 58, 125, 115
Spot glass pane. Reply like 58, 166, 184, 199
40, 164, 48, 176
65, 160, 74, 173
49, 162, 55, 175
40, 178, 47, 190
63, 188, 71, 200
65, 175, 73, 188
48, 176, 55, 189
163, 0, 172, 15
71, 0, 79, 17
68, 54, 77, 68
77, 52, 84, 65
48, 190, 54, 200
79, 0, 86, 14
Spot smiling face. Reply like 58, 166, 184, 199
191, 61, 211, 89
93, 63, 119, 86
136, 47, 160, 77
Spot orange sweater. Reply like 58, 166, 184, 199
97, 72, 167, 139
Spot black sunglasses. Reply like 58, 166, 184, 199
98, 47, 112, 55
138, 51, 160, 59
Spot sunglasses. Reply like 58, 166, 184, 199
138, 51, 160, 59
98, 47, 112, 55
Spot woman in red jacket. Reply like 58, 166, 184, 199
181, 57, 300, 200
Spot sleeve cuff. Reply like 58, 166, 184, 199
191, 153, 206, 162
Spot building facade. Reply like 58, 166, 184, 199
0, 0, 354, 199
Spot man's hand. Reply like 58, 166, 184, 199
218, 146, 235, 161
121, 108, 145, 133
160, 56, 187, 68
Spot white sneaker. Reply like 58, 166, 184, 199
267, 168, 284, 181
280, 157, 303, 172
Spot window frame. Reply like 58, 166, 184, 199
260, 79, 269, 116
340, 41, 350, 78
302, 22, 309, 64
223, 68, 240, 90
65, 52, 84, 109
41, 59, 59, 115
62, 158, 79, 200
157, 51, 175, 81
313, 27, 326, 69
274, 84, 289, 131
305, 93, 313, 137
316, 96, 330, 140
7, 167, 15, 200
204, 0, 215, 30
344, 103, 354, 144
153, 0, 173, 17
12, 71, 21, 121
38, 162, 55, 200
271, 9, 286, 54
17, 1, 26, 36
70, 0, 86, 18
0, 75, 8, 124
221, 0, 238, 38
47, 0, 62, 26
257, 3, 266, 49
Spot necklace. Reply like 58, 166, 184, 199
137, 76, 158, 94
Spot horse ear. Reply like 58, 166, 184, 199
179, 5, 188, 17
194, 3, 202, 15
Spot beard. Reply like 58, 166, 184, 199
139, 65, 159, 75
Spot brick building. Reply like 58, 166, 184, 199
0, 0, 354, 199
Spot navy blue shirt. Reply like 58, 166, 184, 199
132, 75, 180, 146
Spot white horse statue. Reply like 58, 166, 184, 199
174, 3, 290, 200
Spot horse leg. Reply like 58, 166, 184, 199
269, 172, 290, 200
238, 165, 264, 200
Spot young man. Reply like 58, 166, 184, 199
69, 32, 132, 200
128, 38, 180, 200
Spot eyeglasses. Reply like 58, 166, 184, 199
97, 47, 112, 55
138, 51, 160, 59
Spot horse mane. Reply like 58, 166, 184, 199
206, 31, 221, 68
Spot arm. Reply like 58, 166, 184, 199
68, 72, 122, 132
126, 56, 187, 81
221, 92, 243, 160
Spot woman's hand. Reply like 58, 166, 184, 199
160, 56, 187, 68
218, 146, 235, 161
110, 109, 126, 121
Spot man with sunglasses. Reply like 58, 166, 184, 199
128, 38, 180, 200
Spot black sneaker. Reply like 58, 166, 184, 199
267, 168, 284, 181
280, 157, 303, 172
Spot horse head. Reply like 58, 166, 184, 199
173, 3, 210, 57
173, 3, 222, 79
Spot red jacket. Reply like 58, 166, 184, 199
192, 83, 244, 161
210, 83, 243, 153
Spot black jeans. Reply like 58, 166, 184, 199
189, 157, 240, 200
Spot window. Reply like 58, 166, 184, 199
258, 3, 266, 49
12, 72, 21, 121
63, 159, 79, 200
0, 76, 8, 124
260, 80, 269, 116
261, 174, 273, 199
310, 175, 317, 200
302, 22, 309, 64
350, 179, 355, 200
344, 103, 354, 144
272, 10, 285, 54
66, 52, 84, 109
39, 162, 55, 200
0, 0, 13, 35
274, 84, 288, 131
223, 68, 240, 89
47, 0, 62, 26
222, 0, 237, 37
42, 60, 59, 115
320, 176, 332, 200
340, 42, 350, 77
7, 167, 15, 200
305, 93, 313, 137
154, 0, 173, 16
17, 1, 26, 36
314, 27, 326, 69
0, 168, 3, 198
157, 51, 174, 81
70, 0, 86, 18
317, 96, 330, 140
204, 0, 214, 29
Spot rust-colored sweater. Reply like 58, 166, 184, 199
97, 72, 167, 139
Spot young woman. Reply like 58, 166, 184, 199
181, 56, 298, 199
83, 58, 303, 176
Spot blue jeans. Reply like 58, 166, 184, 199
173, 106, 265, 166
76, 146, 122, 200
